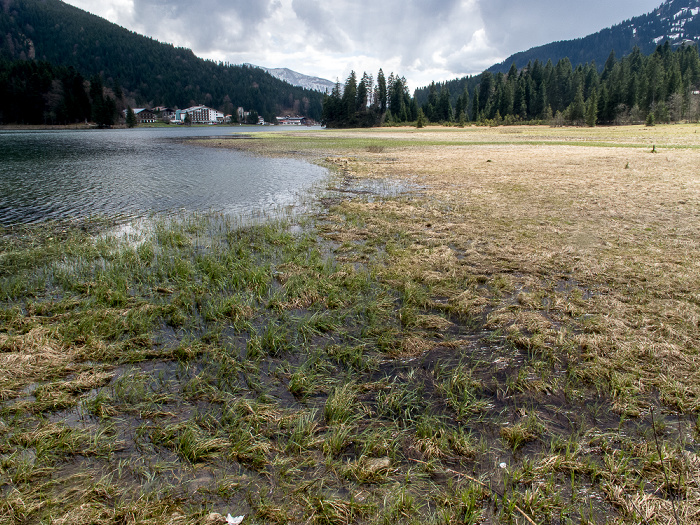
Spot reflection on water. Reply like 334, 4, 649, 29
0, 127, 328, 225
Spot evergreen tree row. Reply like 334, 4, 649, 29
414, 43, 700, 126
0, 59, 115, 126
322, 69, 419, 127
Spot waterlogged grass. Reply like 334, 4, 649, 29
2, 125, 700, 523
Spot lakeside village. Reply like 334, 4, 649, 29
124, 105, 309, 126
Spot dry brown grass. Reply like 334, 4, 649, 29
195, 124, 700, 523
0, 327, 76, 399
245, 125, 700, 415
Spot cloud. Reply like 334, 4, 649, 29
62, 0, 665, 90
477, 0, 662, 55
291, 0, 350, 52
63, 0, 135, 27
284, 0, 486, 85
128, 0, 283, 53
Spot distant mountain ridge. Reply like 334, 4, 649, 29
489, 0, 700, 73
246, 65, 336, 94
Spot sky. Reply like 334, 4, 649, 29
62, 0, 664, 90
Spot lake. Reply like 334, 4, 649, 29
0, 126, 328, 225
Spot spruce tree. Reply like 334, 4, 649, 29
472, 91, 480, 122
356, 73, 368, 112
438, 86, 452, 121
569, 85, 586, 124
458, 111, 466, 127
342, 71, 357, 123
416, 108, 426, 128
585, 90, 597, 127
126, 106, 137, 127
377, 69, 387, 114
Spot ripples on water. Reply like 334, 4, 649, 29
0, 127, 328, 225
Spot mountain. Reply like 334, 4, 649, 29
247, 65, 336, 94
489, 0, 700, 73
0, 0, 323, 120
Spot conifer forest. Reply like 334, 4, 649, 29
325, 43, 700, 128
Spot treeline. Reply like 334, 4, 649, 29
415, 42, 700, 126
0, 0, 323, 122
0, 59, 121, 126
322, 70, 418, 127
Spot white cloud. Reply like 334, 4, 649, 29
291, 0, 351, 52
64, 0, 135, 26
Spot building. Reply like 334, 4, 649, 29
153, 107, 176, 121
124, 108, 157, 123
276, 115, 307, 126
171, 105, 225, 124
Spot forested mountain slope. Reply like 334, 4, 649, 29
0, 0, 322, 121
489, 0, 700, 74
414, 42, 700, 126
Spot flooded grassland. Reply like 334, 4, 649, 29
2, 125, 700, 524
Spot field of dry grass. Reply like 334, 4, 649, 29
224, 124, 700, 412
2, 124, 700, 524
214, 124, 700, 522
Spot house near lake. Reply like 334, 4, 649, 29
124, 106, 224, 124
127, 108, 158, 123
276, 116, 307, 125
125, 105, 306, 126
172, 105, 226, 124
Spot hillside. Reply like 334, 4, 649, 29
0, 0, 323, 121
489, 0, 700, 73
415, 0, 700, 111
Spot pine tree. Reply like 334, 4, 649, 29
479, 72, 494, 115
438, 86, 452, 121
416, 108, 426, 128
356, 73, 368, 112
585, 90, 597, 127
126, 106, 137, 127
341, 71, 357, 122
569, 85, 586, 124
322, 81, 343, 126
602, 50, 616, 80
472, 90, 480, 122
377, 69, 387, 114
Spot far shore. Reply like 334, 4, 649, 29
0, 122, 270, 131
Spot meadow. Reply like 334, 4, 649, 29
1, 124, 699, 524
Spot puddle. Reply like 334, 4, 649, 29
326, 175, 424, 202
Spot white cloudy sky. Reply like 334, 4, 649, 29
62, 0, 663, 89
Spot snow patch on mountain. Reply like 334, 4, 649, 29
245, 64, 335, 93
647, 0, 700, 47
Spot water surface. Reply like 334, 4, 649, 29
0, 126, 328, 225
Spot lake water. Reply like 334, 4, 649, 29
0, 126, 328, 225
